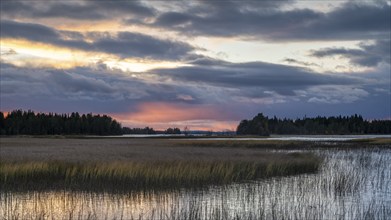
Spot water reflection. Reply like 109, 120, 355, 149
1, 149, 390, 219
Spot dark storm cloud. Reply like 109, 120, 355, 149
153, 8, 322, 38
92, 32, 193, 60
1, 20, 60, 42
151, 1, 390, 41
147, 57, 383, 109
1, 1, 103, 20
3, 0, 388, 42
1, 59, 387, 119
0, 20, 194, 60
48, 70, 116, 94
311, 40, 391, 67
1, 64, 129, 100
150, 59, 359, 96
2, 0, 389, 42
1, 0, 154, 20
0, 63, 202, 106
90, 0, 155, 17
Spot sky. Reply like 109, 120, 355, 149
0, 0, 390, 131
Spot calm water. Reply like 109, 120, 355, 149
1, 149, 391, 219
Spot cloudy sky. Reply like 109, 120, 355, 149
1, 0, 390, 130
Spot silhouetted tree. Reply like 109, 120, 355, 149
164, 127, 181, 134
122, 126, 156, 134
237, 113, 391, 135
0, 112, 5, 135
0, 110, 122, 135
237, 113, 269, 136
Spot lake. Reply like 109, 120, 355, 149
1, 148, 390, 219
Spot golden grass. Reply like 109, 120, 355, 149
2, 136, 387, 191
0, 153, 321, 191
349, 138, 391, 144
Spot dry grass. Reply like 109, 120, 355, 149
0, 137, 323, 191
0, 154, 320, 191
0, 137, 309, 162
2, 137, 388, 164
349, 138, 391, 144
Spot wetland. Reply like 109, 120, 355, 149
0, 137, 390, 219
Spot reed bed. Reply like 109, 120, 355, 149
176, 139, 391, 149
0, 153, 320, 191
1, 149, 390, 219
1, 149, 390, 220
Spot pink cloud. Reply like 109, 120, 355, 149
112, 102, 239, 131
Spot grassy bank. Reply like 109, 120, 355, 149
0, 153, 320, 191
176, 139, 391, 149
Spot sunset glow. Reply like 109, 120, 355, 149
112, 102, 238, 131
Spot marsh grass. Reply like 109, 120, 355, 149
331, 171, 362, 196
0, 153, 320, 191
348, 138, 391, 144
176, 140, 304, 149
1, 149, 390, 219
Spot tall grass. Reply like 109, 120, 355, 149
0, 153, 320, 191
1, 149, 390, 219
176, 139, 391, 150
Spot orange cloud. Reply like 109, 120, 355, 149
112, 102, 239, 131
117, 102, 227, 122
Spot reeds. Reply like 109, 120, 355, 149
176, 139, 391, 150
0, 153, 320, 191
1, 149, 390, 219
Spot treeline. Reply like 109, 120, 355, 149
0, 110, 182, 136
122, 127, 181, 135
237, 113, 391, 136
0, 110, 123, 135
